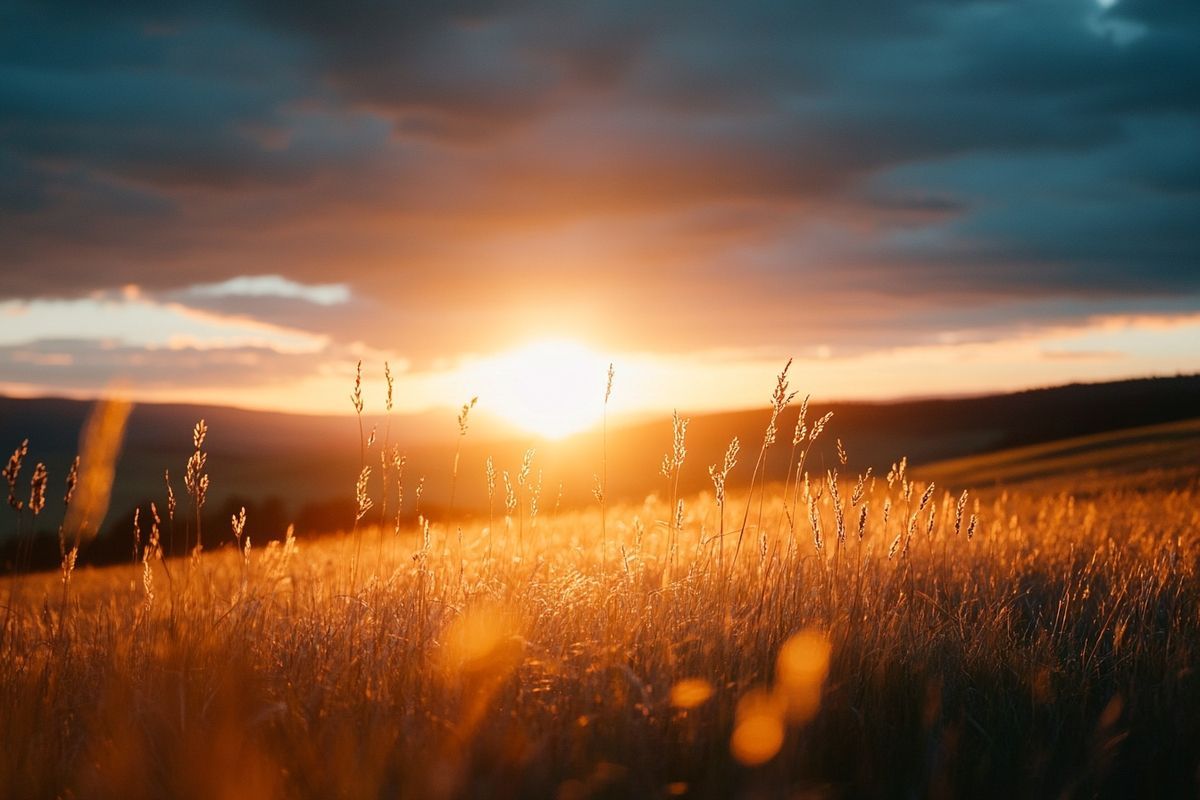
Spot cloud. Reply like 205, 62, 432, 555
0, 293, 329, 353
185, 275, 351, 305
0, 339, 320, 393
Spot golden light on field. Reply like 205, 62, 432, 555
774, 629, 831, 724
470, 338, 609, 439
438, 604, 521, 676
61, 396, 132, 544
730, 688, 786, 766
728, 629, 831, 766
669, 678, 715, 709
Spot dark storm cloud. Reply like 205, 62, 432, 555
1, 0, 1197, 358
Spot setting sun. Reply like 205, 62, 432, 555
471, 339, 609, 439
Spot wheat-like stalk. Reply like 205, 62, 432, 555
355, 467, 373, 522
28, 462, 47, 518
4, 439, 28, 511
183, 420, 208, 560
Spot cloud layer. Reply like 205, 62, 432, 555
1, 0, 1197, 394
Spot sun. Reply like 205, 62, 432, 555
473, 339, 609, 439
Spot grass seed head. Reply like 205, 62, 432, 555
4, 439, 28, 510
29, 462, 47, 517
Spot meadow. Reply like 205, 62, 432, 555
1, 364, 1198, 799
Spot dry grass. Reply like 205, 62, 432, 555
1, 371, 1199, 799
916, 417, 1200, 491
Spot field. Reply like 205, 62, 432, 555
916, 417, 1200, 492
2, 373, 1199, 799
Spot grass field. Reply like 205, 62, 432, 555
916, 417, 1200, 492
2, 370, 1198, 798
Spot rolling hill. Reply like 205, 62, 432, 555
914, 416, 1200, 491
0, 374, 1196, 559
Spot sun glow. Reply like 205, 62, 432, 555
472, 339, 609, 439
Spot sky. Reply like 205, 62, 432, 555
1, 0, 1198, 431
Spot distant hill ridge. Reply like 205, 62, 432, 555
0, 374, 1196, 556
3, 373, 1197, 456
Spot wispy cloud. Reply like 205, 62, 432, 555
185, 275, 351, 306
0, 294, 329, 354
